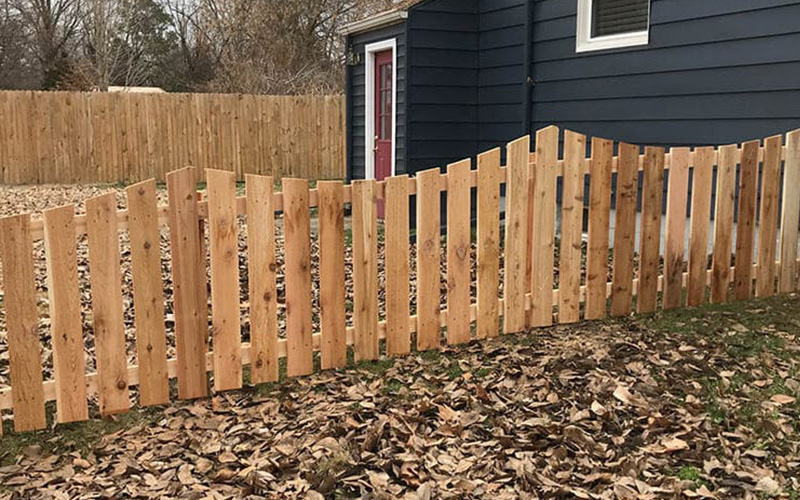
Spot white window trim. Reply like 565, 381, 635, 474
576, 0, 650, 53
364, 38, 397, 180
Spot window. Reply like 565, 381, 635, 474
576, 0, 650, 53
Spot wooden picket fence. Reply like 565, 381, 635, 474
0, 91, 346, 184
1, 126, 800, 434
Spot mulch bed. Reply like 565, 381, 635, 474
0, 294, 798, 499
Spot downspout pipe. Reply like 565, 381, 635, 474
523, 0, 534, 136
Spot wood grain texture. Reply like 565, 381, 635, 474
0, 214, 46, 431
166, 167, 208, 400
384, 176, 411, 355
246, 174, 279, 382
43, 205, 89, 423
756, 135, 782, 298
415, 168, 442, 351
586, 137, 613, 320
351, 180, 379, 360
206, 169, 242, 391
125, 180, 169, 407
687, 147, 715, 307
779, 130, 800, 293
610, 142, 639, 317
446, 160, 472, 344
504, 136, 530, 334
86, 192, 130, 415
283, 178, 314, 376
638, 147, 666, 313
733, 141, 759, 301
529, 126, 558, 327
663, 147, 690, 310
476, 149, 501, 338
559, 131, 586, 324
318, 181, 347, 367
711, 145, 737, 304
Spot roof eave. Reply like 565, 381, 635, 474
341, 10, 408, 36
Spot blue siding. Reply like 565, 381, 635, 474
530, 0, 800, 146
348, 23, 407, 180
406, 0, 480, 172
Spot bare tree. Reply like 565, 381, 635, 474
12, 0, 83, 88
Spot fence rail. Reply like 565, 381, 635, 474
0, 91, 346, 184
1, 126, 799, 434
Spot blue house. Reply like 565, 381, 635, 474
343, 0, 800, 182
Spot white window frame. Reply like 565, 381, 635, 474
576, 0, 650, 53
364, 38, 397, 179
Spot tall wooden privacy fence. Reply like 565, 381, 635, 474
0, 91, 346, 184
1, 126, 800, 434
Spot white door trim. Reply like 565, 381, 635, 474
364, 38, 397, 180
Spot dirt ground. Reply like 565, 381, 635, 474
0, 293, 798, 499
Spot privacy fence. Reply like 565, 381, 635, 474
1, 126, 799, 434
0, 91, 346, 184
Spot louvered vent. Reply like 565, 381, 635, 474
592, 0, 649, 37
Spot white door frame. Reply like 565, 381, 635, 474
364, 38, 397, 179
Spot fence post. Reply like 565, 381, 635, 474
779, 129, 800, 293
384, 176, 411, 355
687, 147, 715, 307
663, 147, 690, 310
586, 138, 613, 320
206, 169, 243, 391
638, 147, 666, 313
504, 136, 530, 334
733, 141, 759, 301
756, 135, 783, 298
318, 181, 348, 367
351, 179, 379, 361
167, 167, 209, 400
0, 214, 46, 432
530, 126, 558, 327
416, 168, 442, 351
283, 178, 314, 376
43, 205, 90, 422
86, 192, 130, 415
445, 160, 472, 345
477, 149, 501, 338
610, 142, 639, 317
559, 131, 586, 323
711, 145, 737, 304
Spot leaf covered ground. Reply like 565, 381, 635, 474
1, 294, 799, 500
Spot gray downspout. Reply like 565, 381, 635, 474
523, 0, 534, 136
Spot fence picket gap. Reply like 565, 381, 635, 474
206, 169, 243, 391
733, 141, 760, 301
384, 176, 411, 355
446, 160, 472, 344
283, 178, 314, 376
477, 149, 501, 338
687, 147, 715, 307
559, 131, 586, 324
167, 167, 209, 400
416, 168, 442, 350
586, 137, 613, 320
246, 174, 279, 382
711, 145, 738, 304
530, 126, 558, 327
756, 135, 783, 298
43, 205, 89, 423
638, 147, 666, 313
0, 214, 47, 431
663, 147, 690, 310
610, 142, 639, 317
779, 130, 800, 293
318, 181, 348, 368
86, 192, 130, 415
504, 136, 530, 334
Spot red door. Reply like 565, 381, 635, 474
374, 50, 393, 217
